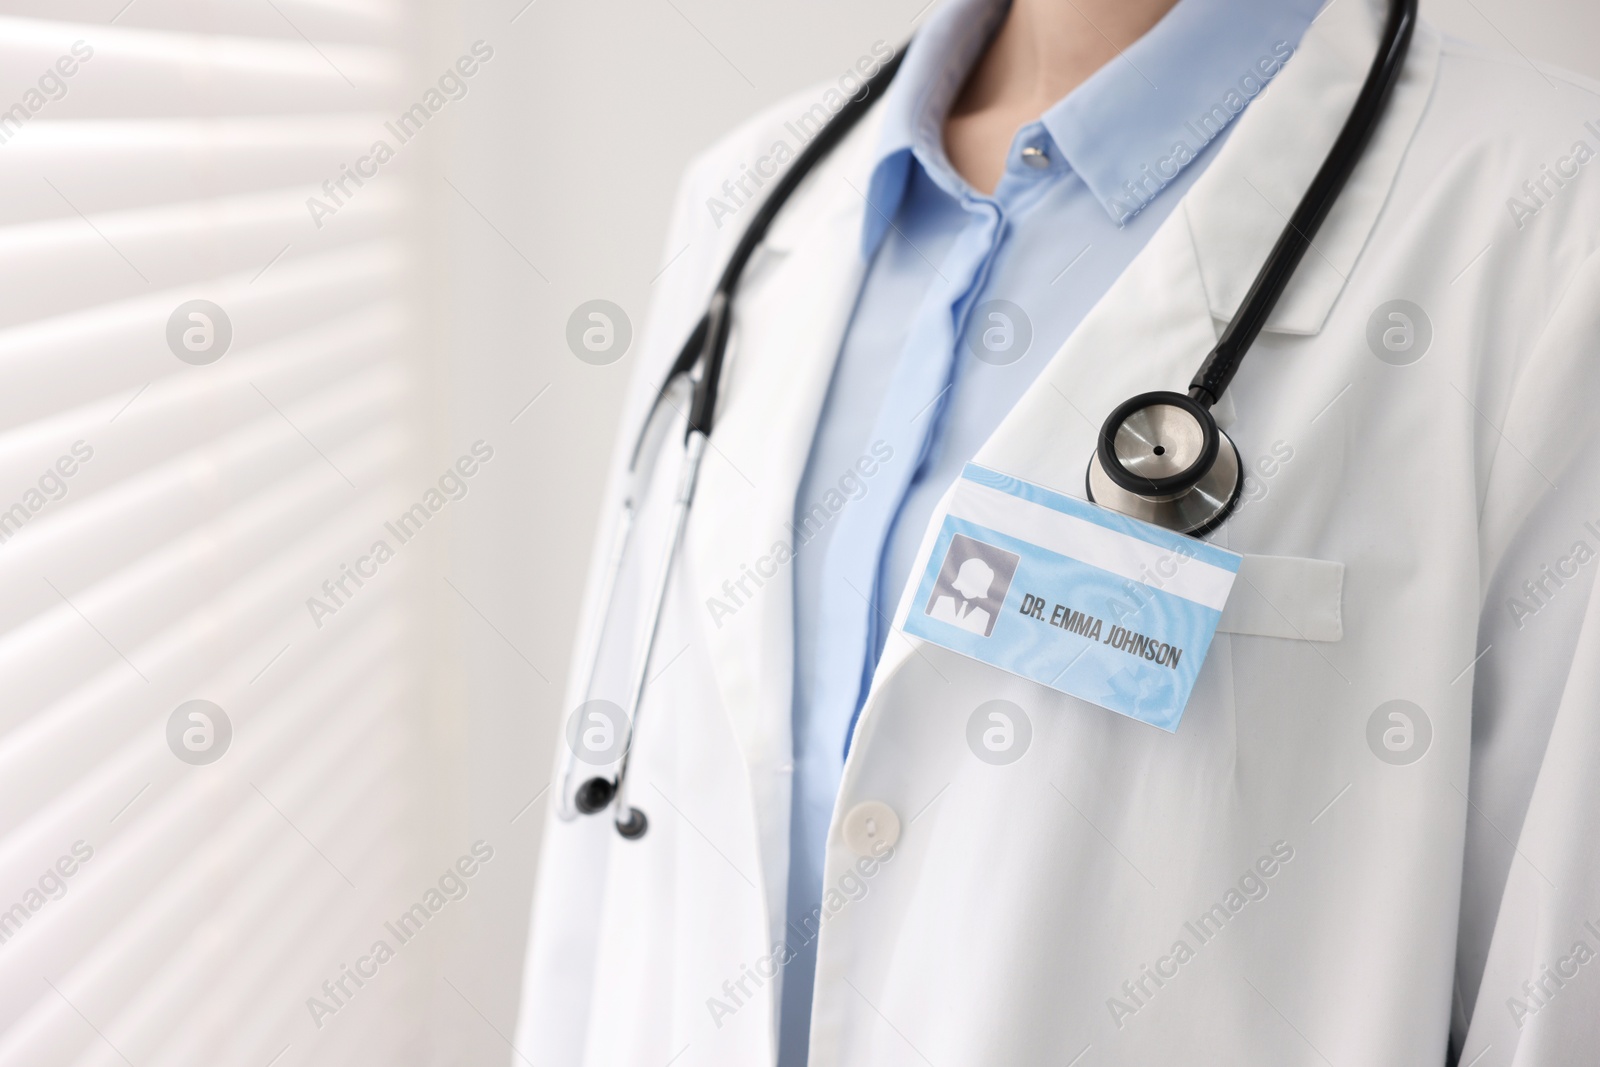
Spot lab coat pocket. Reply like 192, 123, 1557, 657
1217, 555, 1346, 826
1219, 554, 1344, 642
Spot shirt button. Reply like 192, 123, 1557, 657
1021, 145, 1050, 169
841, 800, 901, 857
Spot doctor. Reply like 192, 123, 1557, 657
518, 0, 1600, 1062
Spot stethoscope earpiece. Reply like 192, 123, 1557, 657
574, 776, 616, 815
1085, 390, 1243, 538
574, 776, 649, 838
615, 807, 649, 840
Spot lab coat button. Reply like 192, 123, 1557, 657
842, 801, 900, 857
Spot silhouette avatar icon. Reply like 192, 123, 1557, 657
930, 556, 997, 635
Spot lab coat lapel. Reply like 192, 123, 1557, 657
684, 105, 886, 916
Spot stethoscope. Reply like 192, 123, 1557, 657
559, 0, 1417, 837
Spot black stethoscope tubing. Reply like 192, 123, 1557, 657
572, 0, 1417, 836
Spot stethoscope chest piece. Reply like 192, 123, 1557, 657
1085, 390, 1243, 538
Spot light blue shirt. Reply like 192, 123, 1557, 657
779, 0, 1322, 1060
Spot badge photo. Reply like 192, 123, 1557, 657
923, 533, 1020, 638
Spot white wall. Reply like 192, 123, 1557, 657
421, 0, 1600, 1061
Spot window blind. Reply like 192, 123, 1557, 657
0, 4, 443, 1064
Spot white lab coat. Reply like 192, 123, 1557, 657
517, 2, 1600, 1063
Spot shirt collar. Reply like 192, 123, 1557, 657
861, 0, 1325, 254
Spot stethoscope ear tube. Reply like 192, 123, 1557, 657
557, 372, 697, 822
578, 429, 708, 840
555, 499, 637, 823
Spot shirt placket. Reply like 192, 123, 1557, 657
814, 199, 1005, 757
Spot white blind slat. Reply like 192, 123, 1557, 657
0, 116, 402, 216
0, 18, 401, 116
0, 243, 406, 430
0, 186, 405, 329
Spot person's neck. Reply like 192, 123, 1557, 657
944, 0, 1181, 194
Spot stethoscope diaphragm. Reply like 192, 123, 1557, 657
1085, 390, 1243, 537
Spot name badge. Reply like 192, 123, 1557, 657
901, 464, 1241, 732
